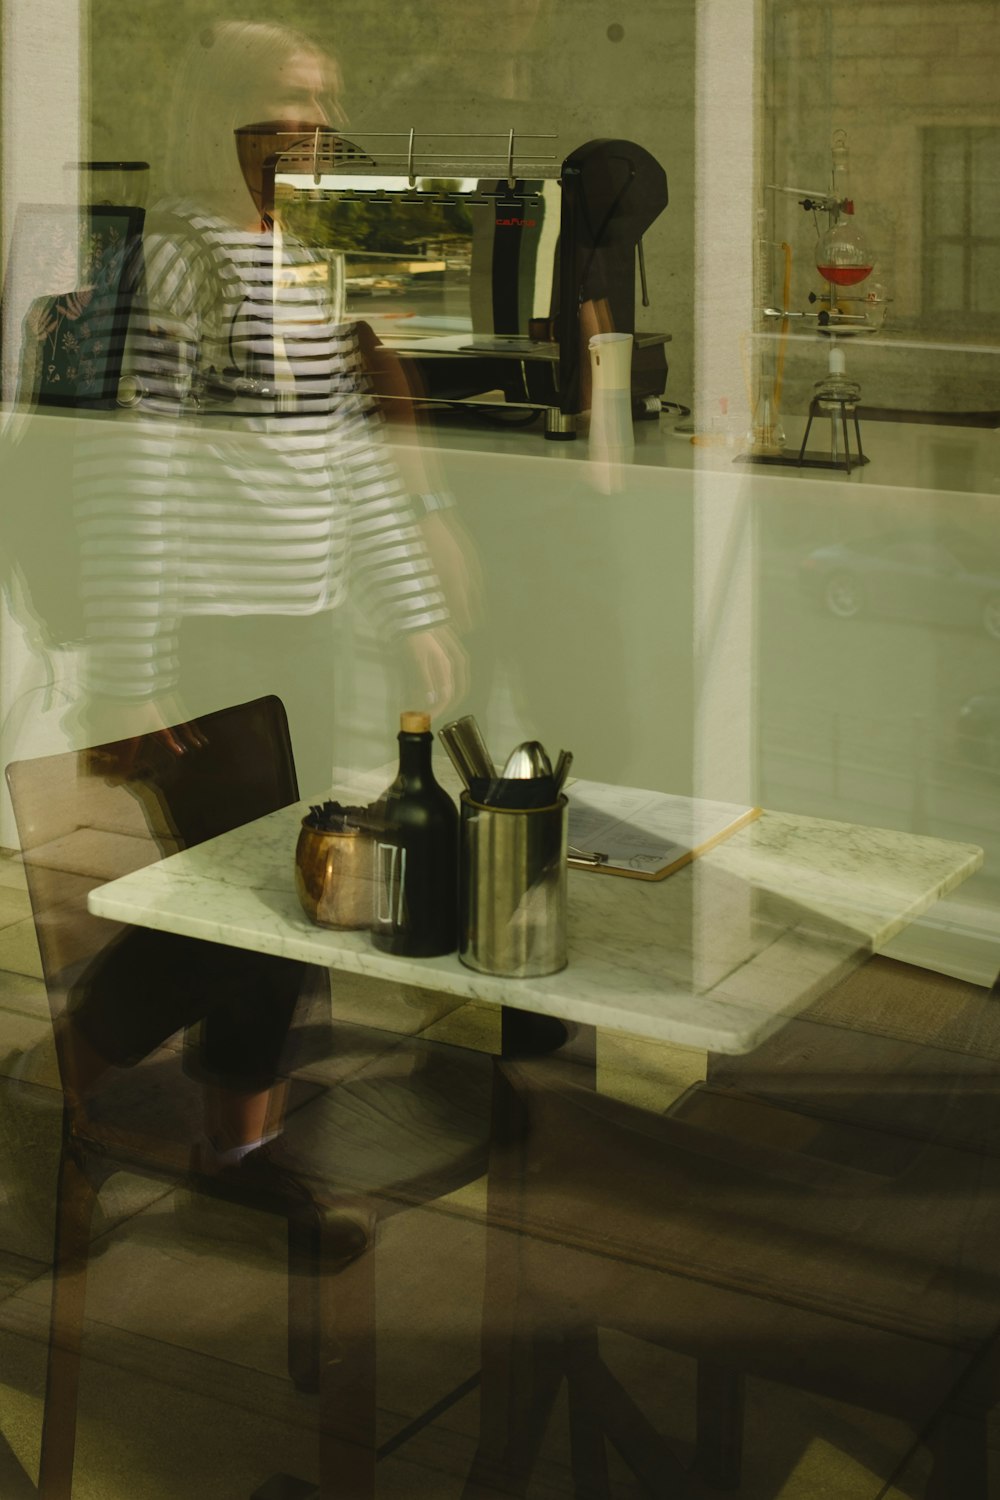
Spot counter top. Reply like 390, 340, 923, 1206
380, 387, 1000, 497
8, 397, 998, 498
370, 322, 1000, 498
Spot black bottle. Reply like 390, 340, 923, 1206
371, 711, 459, 956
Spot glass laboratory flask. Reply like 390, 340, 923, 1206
815, 202, 873, 288
812, 342, 860, 406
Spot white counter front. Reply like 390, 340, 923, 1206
4, 404, 1000, 983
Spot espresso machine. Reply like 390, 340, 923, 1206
270, 130, 670, 438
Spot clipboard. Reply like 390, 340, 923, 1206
566, 779, 761, 881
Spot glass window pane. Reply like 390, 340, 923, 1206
970, 130, 1000, 238
971, 243, 1000, 314
926, 240, 966, 313
925, 129, 967, 225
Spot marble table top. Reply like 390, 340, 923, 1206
86, 798, 982, 1055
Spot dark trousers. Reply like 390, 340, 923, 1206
68, 926, 307, 1092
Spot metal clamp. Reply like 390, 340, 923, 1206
406, 127, 416, 188
312, 127, 323, 186
506, 128, 516, 189
568, 844, 609, 865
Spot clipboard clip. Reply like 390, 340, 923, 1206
568, 845, 609, 866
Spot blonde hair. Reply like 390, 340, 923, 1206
165, 20, 343, 206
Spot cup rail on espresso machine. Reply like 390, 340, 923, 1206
270, 127, 670, 439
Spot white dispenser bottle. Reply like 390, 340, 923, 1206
588, 332, 635, 480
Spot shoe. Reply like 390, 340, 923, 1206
0, 1049, 109, 1261
181, 1139, 371, 1264
172, 1183, 290, 1258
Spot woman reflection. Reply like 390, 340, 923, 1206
16, 20, 473, 1218
80, 18, 469, 784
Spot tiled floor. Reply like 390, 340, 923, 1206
0, 850, 997, 1499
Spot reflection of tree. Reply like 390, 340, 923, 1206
284, 178, 472, 257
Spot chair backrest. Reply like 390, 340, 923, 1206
5, 694, 298, 1009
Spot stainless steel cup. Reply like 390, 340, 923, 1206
459, 792, 568, 977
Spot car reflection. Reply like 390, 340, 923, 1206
799, 527, 1000, 638
957, 694, 1000, 770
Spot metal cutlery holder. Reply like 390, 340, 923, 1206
459, 793, 568, 977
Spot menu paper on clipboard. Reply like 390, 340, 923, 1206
567, 780, 761, 881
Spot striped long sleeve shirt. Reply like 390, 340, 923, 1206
77, 197, 447, 702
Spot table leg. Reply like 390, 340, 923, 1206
464, 1056, 560, 1498
464, 1016, 597, 1495
500, 1007, 596, 1081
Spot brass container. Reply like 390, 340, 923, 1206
295, 819, 372, 930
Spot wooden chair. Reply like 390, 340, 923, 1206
708, 952, 1000, 1161
5, 696, 490, 1499
463, 1053, 1000, 1498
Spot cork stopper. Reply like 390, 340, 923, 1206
400, 710, 431, 734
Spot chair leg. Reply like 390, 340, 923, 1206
38, 1146, 99, 1500
316, 1212, 377, 1500
566, 1330, 611, 1500
464, 1058, 565, 1499
924, 1404, 989, 1500
922, 1343, 997, 1500
568, 1337, 690, 1498
694, 1362, 744, 1492
288, 1216, 321, 1394
463, 1328, 566, 1499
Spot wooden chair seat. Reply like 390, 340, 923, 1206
709, 954, 1000, 1157
465, 1059, 1000, 1498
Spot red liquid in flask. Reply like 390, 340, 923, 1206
817, 264, 873, 287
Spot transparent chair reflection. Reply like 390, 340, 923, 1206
465, 1051, 1000, 1498
6, 695, 491, 1500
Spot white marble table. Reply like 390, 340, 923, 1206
87, 800, 982, 1056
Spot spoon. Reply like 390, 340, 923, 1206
501, 740, 553, 780
553, 749, 573, 790
438, 723, 476, 788
442, 715, 495, 780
